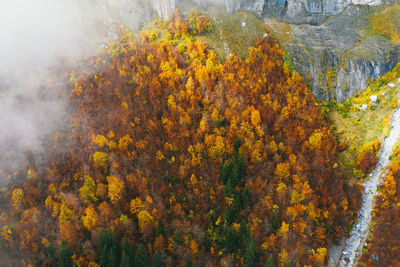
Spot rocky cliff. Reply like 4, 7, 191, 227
265, 4, 400, 101
151, 0, 385, 23
263, 0, 384, 25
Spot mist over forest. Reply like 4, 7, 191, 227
1, 1, 400, 266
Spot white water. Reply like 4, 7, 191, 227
337, 99, 400, 266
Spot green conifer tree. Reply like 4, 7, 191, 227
59, 240, 73, 267
153, 252, 164, 267
265, 254, 275, 267
120, 236, 134, 267
134, 244, 150, 267
155, 219, 165, 237
244, 238, 257, 267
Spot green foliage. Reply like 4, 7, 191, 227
242, 185, 251, 206
120, 254, 132, 267
265, 254, 275, 267
134, 244, 150, 267
173, 229, 182, 246
120, 236, 134, 267
59, 241, 73, 267
239, 219, 250, 243
98, 229, 120, 267
220, 152, 245, 187
234, 138, 243, 153
153, 252, 164, 267
223, 179, 233, 196
224, 194, 241, 225
225, 229, 239, 253
283, 53, 295, 73
269, 211, 279, 232
155, 219, 165, 237
225, 219, 251, 256
244, 238, 257, 267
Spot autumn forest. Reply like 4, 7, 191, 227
0, 12, 367, 267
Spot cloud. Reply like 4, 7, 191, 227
0, 0, 121, 179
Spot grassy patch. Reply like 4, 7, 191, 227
262, 17, 293, 48
365, 4, 400, 43
197, 9, 269, 60
325, 64, 400, 179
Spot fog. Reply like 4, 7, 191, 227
0, 0, 126, 179
0, 0, 235, 180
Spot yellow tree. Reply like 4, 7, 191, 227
107, 176, 124, 204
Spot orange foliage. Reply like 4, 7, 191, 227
0, 16, 360, 266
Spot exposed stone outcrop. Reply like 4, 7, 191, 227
150, 0, 386, 21
266, 4, 400, 101
263, 0, 384, 25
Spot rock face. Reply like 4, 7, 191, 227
152, 0, 176, 18
265, 4, 400, 101
150, 0, 385, 22
263, 0, 384, 24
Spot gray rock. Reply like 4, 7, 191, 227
265, 4, 400, 102
361, 103, 368, 110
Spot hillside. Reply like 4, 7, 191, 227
0, 14, 361, 266
359, 140, 400, 266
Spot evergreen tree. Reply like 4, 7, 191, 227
59, 240, 73, 267
155, 218, 165, 237
269, 211, 279, 232
234, 139, 243, 153
173, 229, 182, 245
134, 244, 150, 267
225, 195, 241, 225
231, 153, 245, 186
223, 178, 233, 196
98, 229, 120, 267
99, 229, 108, 266
242, 185, 251, 207
244, 238, 257, 267
120, 253, 132, 267
239, 219, 250, 247
46, 244, 56, 261
120, 236, 134, 267
153, 252, 164, 267
264, 254, 275, 267
78, 239, 83, 254
220, 151, 245, 187
225, 229, 238, 253
220, 160, 232, 185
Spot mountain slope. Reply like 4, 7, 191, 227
0, 14, 360, 266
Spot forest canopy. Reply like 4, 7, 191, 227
0, 13, 361, 266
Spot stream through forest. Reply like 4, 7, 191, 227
330, 95, 400, 266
